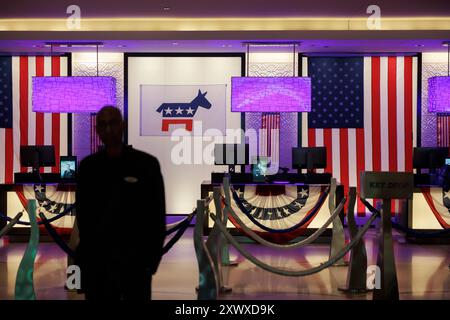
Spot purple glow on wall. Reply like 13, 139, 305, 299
428, 76, 450, 113
231, 77, 311, 112
32, 76, 116, 113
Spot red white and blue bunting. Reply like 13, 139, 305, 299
421, 187, 450, 229
223, 184, 328, 243
15, 184, 75, 234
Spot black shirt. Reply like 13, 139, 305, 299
75, 146, 166, 274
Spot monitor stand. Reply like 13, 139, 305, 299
31, 167, 44, 183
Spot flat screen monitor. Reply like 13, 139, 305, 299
60, 156, 77, 180
413, 147, 449, 169
20, 145, 55, 172
292, 147, 327, 170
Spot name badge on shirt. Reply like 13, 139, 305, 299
124, 176, 139, 183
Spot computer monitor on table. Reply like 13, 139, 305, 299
60, 156, 77, 181
292, 147, 327, 172
214, 143, 249, 173
413, 147, 449, 172
20, 145, 55, 173
251, 156, 269, 182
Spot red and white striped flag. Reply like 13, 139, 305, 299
0, 56, 68, 184
302, 56, 418, 216
437, 114, 450, 148
260, 113, 280, 164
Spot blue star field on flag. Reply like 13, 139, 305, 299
0, 56, 13, 128
308, 57, 364, 129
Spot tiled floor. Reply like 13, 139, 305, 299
0, 229, 449, 300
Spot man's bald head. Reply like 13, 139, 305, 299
96, 106, 124, 148
97, 106, 122, 122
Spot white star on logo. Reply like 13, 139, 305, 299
164, 107, 173, 115
35, 185, 44, 193
298, 188, 308, 198
444, 190, 450, 200
175, 107, 183, 115
186, 107, 194, 115
49, 204, 58, 213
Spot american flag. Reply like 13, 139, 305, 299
0, 56, 68, 184
259, 113, 280, 164
301, 56, 418, 216
437, 114, 450, 148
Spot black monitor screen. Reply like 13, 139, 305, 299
20, 145, 55, 169
292, 147, 327, 170
60, 156, 77, 180
214, 144, 249, 165
413, 147, 449, 169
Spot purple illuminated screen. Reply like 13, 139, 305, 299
428, 76, 450, 113
231, 77, 311, 112
32, 76, 116, 113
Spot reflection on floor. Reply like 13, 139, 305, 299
0, 229, 449, 300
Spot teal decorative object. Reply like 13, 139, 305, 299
194, 198, 219, 299
15, 200, 39, 300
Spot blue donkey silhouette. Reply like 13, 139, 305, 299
156, 90, 211, 118
156, 90, 212, 132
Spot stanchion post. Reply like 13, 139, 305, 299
373, 199, 399, 300
194, 199, 219, 300
221, 177, 238, 267
339, 187, 369, 293
211, 187, 232, 293
360, 171, 413, 300
329, 178, 347, 266
15, 199, 39, 300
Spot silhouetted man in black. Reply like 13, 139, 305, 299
75, 106, 166, 300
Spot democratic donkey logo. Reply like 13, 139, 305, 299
156, 89, 211, 132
